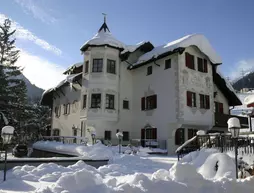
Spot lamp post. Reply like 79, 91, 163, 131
227, 117, 241, 179
116, 131, 123, 154
1, 126, 14, 181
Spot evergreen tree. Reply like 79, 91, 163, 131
0, 18, 27, 126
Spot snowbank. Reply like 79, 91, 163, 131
2, 155, 254, 193
33, 141, 113, 160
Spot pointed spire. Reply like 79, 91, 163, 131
98, 13, 110, 32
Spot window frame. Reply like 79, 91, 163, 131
107, 59, 116, 74
85, 61, 89, 73
123, 131, 129, 141
91, 93, 101, 108
105, 94, 115, 109
165, 59, 171, 69
147, 66, 152, 75
123, 100, 129, 109
146, 95, 157, 110
83, 95, 87, 109
185, 52, 195, 70
175, 128, 185, 145
197, 57, 208, 73
199, 94, 210, 109
92, 58, 103, 72
187, 91, 196, 107
215, 102, 224, 113
104, 130, 111, 140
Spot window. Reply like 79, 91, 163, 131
200, 94, 210, 109
215, 102, 223, 113
123, 131, 129, 141
104, 130, 111, 140
187, 91, 196, 107
53, 129, 60, 136
106, 94, 115, 109
197, 57, 208, 73
63, 104, 68, 115
91, 94, 101, 108
141, 97, 146, 111
83, 95, 87, 108
55, 106, 61, 117
107, 59, 116, 74
147, 66, 152, 75
123, 100, 129, 109
67, 103, 70, 114
92, 59, 103, 72
73, 128, 77, 143
165, 59, 171, 69
175, 128, 185, 145
146, 95, 157, 110
85, 61, 89, 73
185, 52, 195, 70
188, 129, 198, 139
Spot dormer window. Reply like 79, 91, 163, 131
107, 59, 116, 74
92, 59, 103, 72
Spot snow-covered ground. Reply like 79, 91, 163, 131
1, 144, 254, 192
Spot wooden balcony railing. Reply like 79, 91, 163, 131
214, 113, 249, 128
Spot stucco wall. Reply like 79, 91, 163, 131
177, 46, 214, 128
52, 84, 81, 136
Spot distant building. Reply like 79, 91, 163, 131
41, 18, 247, 154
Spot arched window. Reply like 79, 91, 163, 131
175, 128, 185, 145
52, 128, 60, 136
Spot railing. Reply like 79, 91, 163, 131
176, 133, 254, 160
41, 136, 88, 145
214, 113, 249, 128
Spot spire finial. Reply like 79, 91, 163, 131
102, 13, 107, 23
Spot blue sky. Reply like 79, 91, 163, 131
1, 0, 254, 89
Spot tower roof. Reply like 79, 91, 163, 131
80, 15, 125, 52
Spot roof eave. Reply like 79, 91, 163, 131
80, 44, 124, 52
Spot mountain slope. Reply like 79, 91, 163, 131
20, 73, 44, 101
232, 72, 254, 91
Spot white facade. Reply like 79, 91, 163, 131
44, 20, 243, 154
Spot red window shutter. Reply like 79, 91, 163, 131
185, 53, 190, 67
205, 95, 210, 109
219, 103, 223, 113
141, 97, 146, 110
190, 55, 195, 69
187, 91, 192, 107
141, 129, 145, 139
204, 59, 208, 73
200, 94, 204, 108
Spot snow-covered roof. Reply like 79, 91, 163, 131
41, 73, 82, 106
121, 41, 151, 55
132, 34, 222, 67
80, 23, 125, 51
63, 62, 83, 75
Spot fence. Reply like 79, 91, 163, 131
176, 133, 254, 160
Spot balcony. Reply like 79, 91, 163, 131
214, 113, 249, 128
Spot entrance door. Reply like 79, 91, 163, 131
141, 128, 157, 147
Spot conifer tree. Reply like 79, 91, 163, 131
0, 18, 27, 125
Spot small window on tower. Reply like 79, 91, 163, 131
165, 59, 171, 69
147, 66, 152, 75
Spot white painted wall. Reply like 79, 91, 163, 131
52, 84, 81, 136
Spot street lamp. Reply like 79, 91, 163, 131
1, 126, 14, 181
116, 131, 123, 154
227, 117, 241, 179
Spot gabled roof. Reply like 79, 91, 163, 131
41, 73, 82, 106
63, 62, 83, 75
129, 34, 222, 69
213, 69, 242, 106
